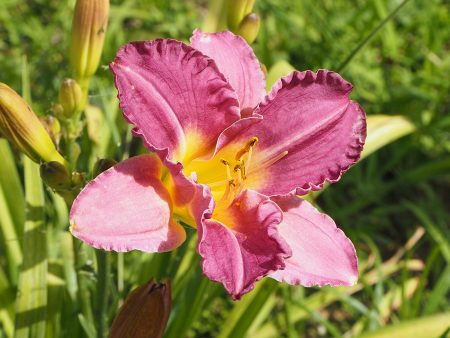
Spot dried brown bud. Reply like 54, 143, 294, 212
109, 280, 171, 338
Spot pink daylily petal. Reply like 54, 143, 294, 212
70, 155, 186, 252
191, 29, 265, 112
110, 39, 240, 163
215, 69, 366, 196
197, 190, 291, 299
269, 195, 358, 286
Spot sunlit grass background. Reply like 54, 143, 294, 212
1, 0, 449, 337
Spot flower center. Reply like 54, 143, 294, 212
184, 136, 289, 212
218, 136, 259, 207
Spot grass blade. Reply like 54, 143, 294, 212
217, 279, 278, 338
0, 265, 14, 337
0, 185, 22, 285
358, 312, 450, 338
0, 140, 25, 238
14, 157, 47, 338
337, 0, 411, 71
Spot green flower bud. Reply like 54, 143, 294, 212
59, 78, 83, 118
70, 0, 109, 80
0, 83, 67, 167
236, 13, 260, 44
227, 0, 256, 31
109, 280, 171, 338
71, 171, 85, 187
40, 161, 71, 190
39, 115, 61, 146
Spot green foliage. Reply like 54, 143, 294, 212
0, 0, 449, 337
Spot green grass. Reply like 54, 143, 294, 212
1, 0, 449, 337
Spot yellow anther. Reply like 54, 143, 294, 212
235, 136, 259, 161
249, 136, 259, 146
220, 158, 230, 165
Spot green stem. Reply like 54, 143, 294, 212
336, 0, 411, 72
202, 0, 228, 32
117, 253, 124, 297
95, 250, 110, 338
73, 238, 95, 335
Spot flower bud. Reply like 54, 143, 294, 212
40, 161, 71, 190
236, 13, 260, 44
59, 79, 83, 118
93, 159, 117, 177
70, 0, 109, 80
109, 280, 171, 338
0, 83, 67, 166
71, 171, 85, 187
39, 115, 61, 146
227, 0, 256, 31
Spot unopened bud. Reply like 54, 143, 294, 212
93, 158, 117, 177
39, 115, 61, 146
59, 79, 83, 118
71, 171, 85, 187
51, 103, 65, 119
70, 0, 109, 79
109, 280, 171, 338
40, 161, 71, 190
227, 0, 256, 31
0, 83, 67, 166
237, 13, 260, 44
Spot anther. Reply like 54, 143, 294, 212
235, 136, 259, 161
249, 136, 259, 146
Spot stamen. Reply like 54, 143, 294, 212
233, 167, 244, 192
221, 158, 233, 181
235, 137, 259, 161
248, 150, 289, 174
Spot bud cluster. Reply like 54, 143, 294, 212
227, 0, 260, 43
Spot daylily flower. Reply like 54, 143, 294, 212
70, 29, 366, 299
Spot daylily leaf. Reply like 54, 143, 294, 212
358, 312, 450, 338
265, 60, 295, 91
305, 114, 415, 201
361, 114, 416, 159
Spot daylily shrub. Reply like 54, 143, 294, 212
70, 29, 366, 299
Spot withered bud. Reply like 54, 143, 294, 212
93, 158, 117, 177
40, 161, 71, 190
109, 280, 171, 338
0, 83, 67, 167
